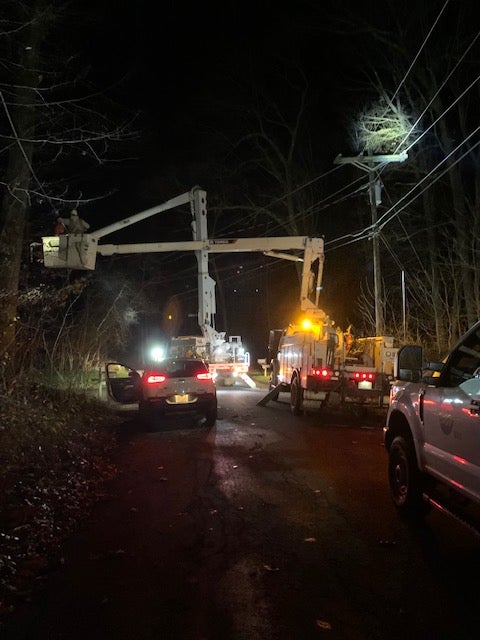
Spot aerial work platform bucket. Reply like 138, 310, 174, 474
41, 234, 98, 270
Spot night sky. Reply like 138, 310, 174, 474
81, 0, 346, 216
45, 0, 476, 363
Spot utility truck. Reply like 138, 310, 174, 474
169, 334, 250, 386
258, 245, 397, 412
38, 187, 325, 390
263, 317, 397, 413
255, 228, 398, 413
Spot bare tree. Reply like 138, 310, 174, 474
201, 65, 324, 239
0, 1, 138, 374
325, 0, 480, 345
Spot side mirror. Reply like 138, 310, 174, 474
395, 345, 423, 382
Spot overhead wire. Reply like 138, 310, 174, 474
214, 164, 351, 238
389, 0, 451, 104
321, 0, 471, 253
401, 72, 480, 155
376, 127, 480, 232
159, 1, 478, 326
325, 127, 480, 252
393, 27, 480, 155
222, 4, 462, 248
379, 182, 423, 274
267, 61, 479, 243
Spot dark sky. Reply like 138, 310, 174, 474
79, 0, 351, 232
48, 0, 475, 230
74, 2, 377, 343
54, 0, 477, 359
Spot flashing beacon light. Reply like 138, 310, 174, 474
301, 318, 312, 331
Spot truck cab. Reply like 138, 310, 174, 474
384, 322, 480, 534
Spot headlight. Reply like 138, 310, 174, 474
150, 346, 165, 361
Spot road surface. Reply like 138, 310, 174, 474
2, 386, 480, 639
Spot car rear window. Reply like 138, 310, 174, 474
154, 360, 209, 378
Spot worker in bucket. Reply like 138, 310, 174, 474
67, 209, 90, 233
53, 217, 66, 235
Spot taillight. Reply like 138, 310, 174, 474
145, 374, 166, 384
312, 367, 331, 379
196, 372, 213, 381
354, 372, 375, 381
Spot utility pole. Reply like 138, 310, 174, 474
334, 152, 407, 336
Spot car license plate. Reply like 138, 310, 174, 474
173, 394, 189, 403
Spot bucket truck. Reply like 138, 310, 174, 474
38, 187, 326, 388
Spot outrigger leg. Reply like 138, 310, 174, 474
257, 384, 283, 407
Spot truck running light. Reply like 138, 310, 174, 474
354, 372, 375, 381
145, 374, 166, 384
312, 367, 331, 379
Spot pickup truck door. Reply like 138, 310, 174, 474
422, 374, 480, 502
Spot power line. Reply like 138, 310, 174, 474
402, 73, 480, 155
325, 126, 480, 251
390, 0, 451, 104
394, 27, 480, 154
377, 128, 480, 231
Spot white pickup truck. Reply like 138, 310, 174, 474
384, 322, 480, 537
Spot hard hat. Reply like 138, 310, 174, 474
70, 209, 78, 216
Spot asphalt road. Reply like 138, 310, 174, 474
2, 386, 480, 640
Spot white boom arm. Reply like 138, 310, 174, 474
97, 236, 311, 255
40, 187, 326, 346
90, 191, 192, 241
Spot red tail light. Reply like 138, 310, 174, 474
196, 372, 213, 381
354, 372, 375, 381
312, 368, 332, 379
145, 374, 166, 384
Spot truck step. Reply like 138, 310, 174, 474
423, 493, 480, 539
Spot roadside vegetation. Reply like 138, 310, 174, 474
0, 385, 123, 620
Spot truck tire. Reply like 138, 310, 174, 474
388, 435, 429, 517
290, 375, 303, 415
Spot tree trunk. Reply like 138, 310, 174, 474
0, 7, 45, 365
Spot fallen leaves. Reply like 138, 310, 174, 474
0, 388, 121, 619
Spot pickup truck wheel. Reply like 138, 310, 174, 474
290, 375, 304, 415
388, 435, 429, 516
